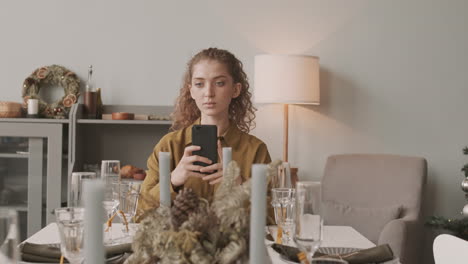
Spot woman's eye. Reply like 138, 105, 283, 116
194, 82, 203, 87
216, 81, 225, 87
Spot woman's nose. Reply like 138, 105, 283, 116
205, 83, 215, 97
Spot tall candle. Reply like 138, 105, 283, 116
83, 180, 105, 264
222, 147, 232, 171
250, 164, 268, 263
159, 152, 171, 207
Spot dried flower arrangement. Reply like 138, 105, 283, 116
125, 160, 281, 264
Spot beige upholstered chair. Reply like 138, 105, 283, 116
321, 154, 427, 264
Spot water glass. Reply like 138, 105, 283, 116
70, 172, 97, 207
271, 188, 295, 244
294, 181, 323, 262
55, 207, 85, 264
0, 209, 19, 263
101, 160, 121, 183
114, 181, 141, 237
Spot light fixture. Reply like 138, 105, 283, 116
254, 54, 320, 173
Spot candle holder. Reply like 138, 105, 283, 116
26, 98, 39, 118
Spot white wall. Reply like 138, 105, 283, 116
2, 0, 468, 262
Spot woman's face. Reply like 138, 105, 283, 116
190, 59, 241, 120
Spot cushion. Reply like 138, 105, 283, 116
322, 201, 402, 243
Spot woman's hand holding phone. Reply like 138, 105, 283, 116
200, 140, 242, 185
171, 145, 212, 186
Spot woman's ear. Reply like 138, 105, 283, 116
232, 83, 241, 98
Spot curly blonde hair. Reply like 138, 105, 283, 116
171, 48, 256, 133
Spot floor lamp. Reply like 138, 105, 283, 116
254, 55, 320, 185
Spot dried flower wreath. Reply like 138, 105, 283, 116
22, 65, 80, 118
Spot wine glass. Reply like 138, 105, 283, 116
70, 172, 97, 207
271, 188, 295, 244
55, 207, 85, 264
294, 181, 323, 262
114, 181, 141, 241
101, 160, 121, 183
0, 209, 19, 264
103, 184, 119, 244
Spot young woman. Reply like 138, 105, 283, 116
137, 48, 271, 213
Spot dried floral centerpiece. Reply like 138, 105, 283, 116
125, 160, 281, 264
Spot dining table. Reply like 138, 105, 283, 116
21, 223, 401, 264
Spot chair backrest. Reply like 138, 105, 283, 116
322, 154, 427, 220
433, 234, 468, 264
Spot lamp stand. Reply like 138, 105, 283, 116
282, 104, 299, 187
283, 104, 289, 162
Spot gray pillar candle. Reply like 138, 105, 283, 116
250, 164, 268, 263
222, 147, 232, 172
84, 180, 105, 264
159, 152, 171, 207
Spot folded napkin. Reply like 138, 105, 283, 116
19, 242, 132, 263
271, 243, 394, 264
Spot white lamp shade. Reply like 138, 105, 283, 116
254, 55, 320, 105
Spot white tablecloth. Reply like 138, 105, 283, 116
24, 224, 400, 263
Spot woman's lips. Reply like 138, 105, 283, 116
204, 102, 216, 108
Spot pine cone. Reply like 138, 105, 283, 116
171, 188, 200, 229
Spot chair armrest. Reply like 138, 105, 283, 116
378, 218, 423, 264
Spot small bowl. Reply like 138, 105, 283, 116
0, 101, 22, 118
112, 112, 134, 120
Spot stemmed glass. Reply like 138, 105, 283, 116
55, 207, 85, 264
114, 181, 141, 241
101, 160, 121, 242
0, 209, 19, 264
103, 184, 120, 244
271, 188, 295, 244
294, 181, 323, 262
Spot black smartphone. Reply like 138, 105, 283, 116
192, 125, 218, 168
